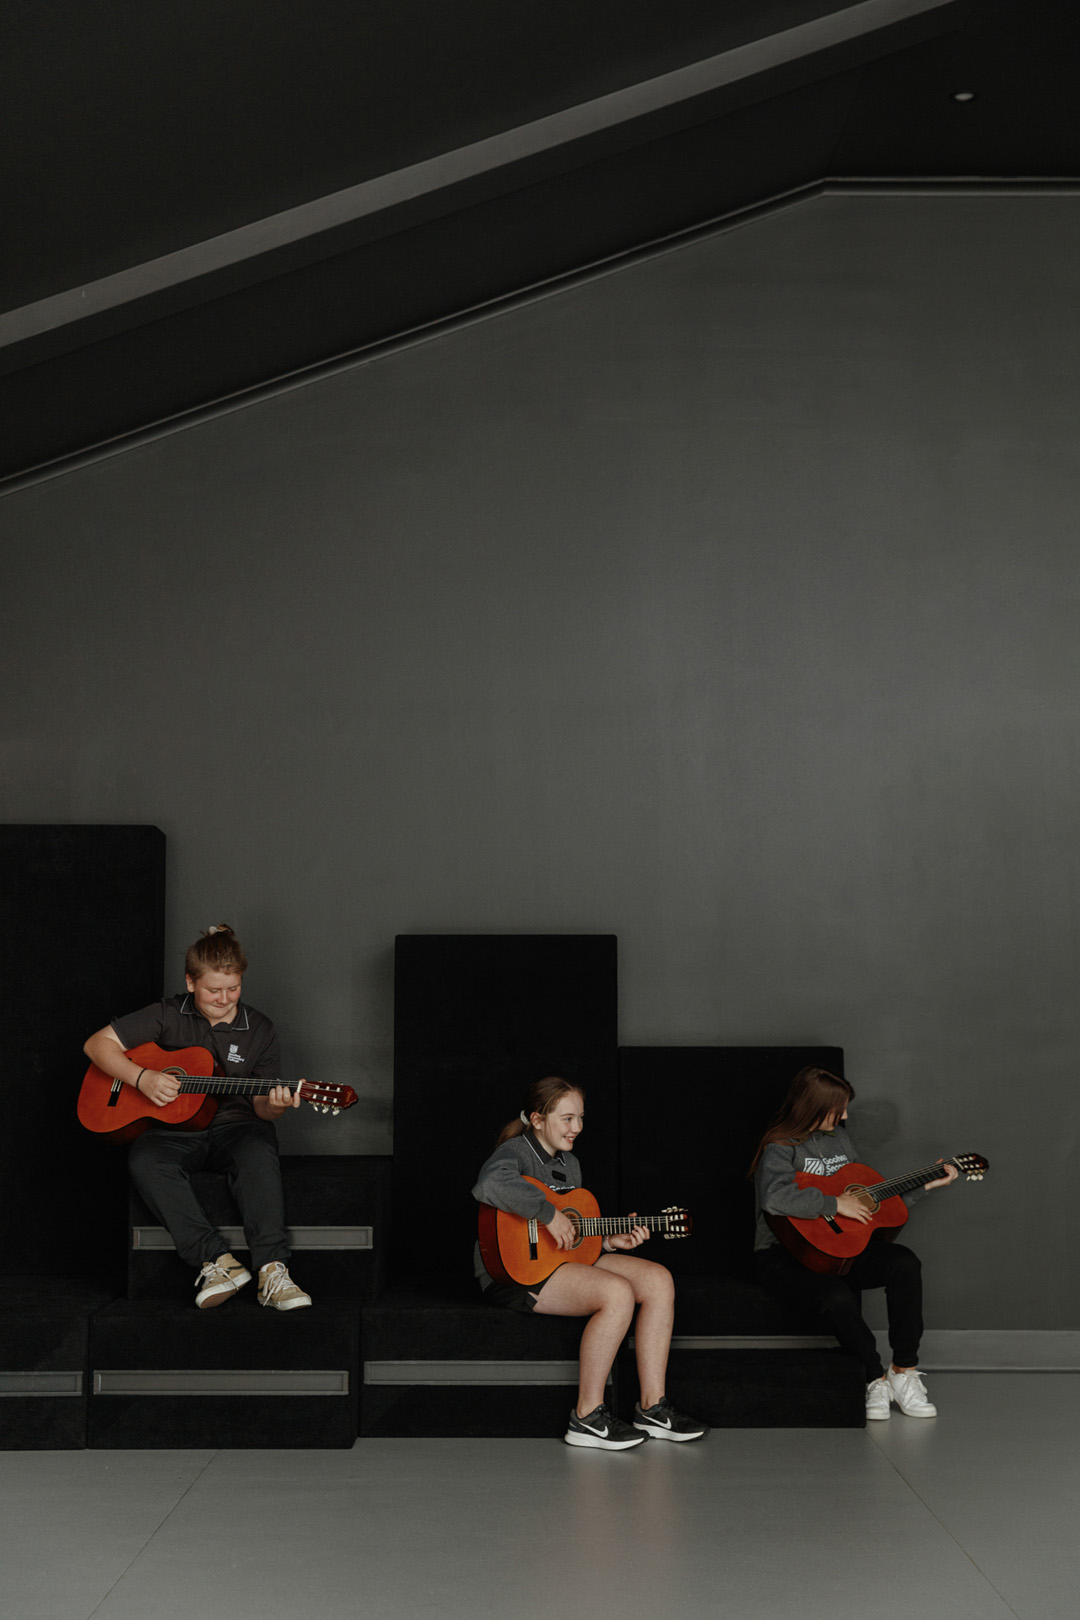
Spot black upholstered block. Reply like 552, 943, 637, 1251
362, 1276, 587, 1360
1, 825, 165, 1291
127, 1155, 391, 1302
359, 1277, 605, 1437
394, 935, 618, 1279
0, 1279, 113, 1449
619, 1047, 844, 1280
88, 1297, 359, 1448
670, 1274, 857, 1337
629, 1345, 865, 1428
360, 1384, 580, 1439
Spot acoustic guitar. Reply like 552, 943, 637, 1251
764, 1151, 989, 1275
77, 1041, 358, 1143
478, 1175, 692, 1287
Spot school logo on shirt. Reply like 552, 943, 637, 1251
226, 1044, 243, 1064
803, 1152, 849, 1176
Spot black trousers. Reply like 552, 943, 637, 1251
128, 1115, 291, 1273
755, 1233, 924, 1381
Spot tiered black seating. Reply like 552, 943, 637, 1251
88, 1295, 360, 1448
373, 938, 863, 1433
127, 1155, 390, 1301
87, 1155, 391, 1447
0, 1279, 113, 1449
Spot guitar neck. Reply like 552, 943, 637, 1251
173, 1076, 288, 1096
576, 1213, 683, 1237
872, 1157, 957, 1201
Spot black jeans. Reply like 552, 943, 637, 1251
129, 1115, 290, 1273
755, 1233, 924, 1381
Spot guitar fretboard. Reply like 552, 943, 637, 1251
172, 1076, 288, 1096
864, 1158, 959, 1201
573, 1213, 682, 1237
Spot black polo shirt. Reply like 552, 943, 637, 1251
111, 993, 282, 1125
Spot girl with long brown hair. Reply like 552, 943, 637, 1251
752, 1065, 956, 1421
473, 1075, 708, 1450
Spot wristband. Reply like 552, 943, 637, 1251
134, 1070, 146, 1093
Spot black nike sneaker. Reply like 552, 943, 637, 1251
564, 1403, 648, 1449
632, 1397, 709, 1442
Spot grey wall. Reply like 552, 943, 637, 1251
3, 192, 1078, 1330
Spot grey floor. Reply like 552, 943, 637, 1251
2, 1374, 1077, 1620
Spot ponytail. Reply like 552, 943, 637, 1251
494, 1075, 585, 1147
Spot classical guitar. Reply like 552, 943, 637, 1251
764, 1151, 989, 1275
478, 1175, 692, 1287
77, 1042, 359, 1143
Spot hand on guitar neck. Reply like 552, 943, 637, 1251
548, 1207, 651, 1252
837, 1159, 957, 1224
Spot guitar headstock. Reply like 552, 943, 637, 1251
953, 1152, 989, 1181
660, 1205, 693, 1239
297, 1080, 359, 1116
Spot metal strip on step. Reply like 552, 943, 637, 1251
667, 1335, 839, 1350
363, 1359, 603, 1387
93, 1368, 349, 1396
132, 1225, 372, 1252
0, 1371, 84, 1396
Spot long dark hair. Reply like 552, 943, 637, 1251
494, 1076, 585, 1148
748, 1066, 854, 1174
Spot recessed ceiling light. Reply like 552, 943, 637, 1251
952, 91, 977, 102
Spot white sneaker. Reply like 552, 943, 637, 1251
195, 1252, 251, 1309
865, 1377, 891, 1421
257, 1261, 312, 1311
887, 1366, 937, 1417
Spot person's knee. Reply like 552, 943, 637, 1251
638, 1261, 675, 1308
598, 1276, 637, 1321
889, 1245, 922, 1281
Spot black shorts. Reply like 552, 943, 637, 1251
481, 1277, 542, 1313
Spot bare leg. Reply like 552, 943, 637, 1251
532, 1264, 637, 1416
595, 1254, 675, 1410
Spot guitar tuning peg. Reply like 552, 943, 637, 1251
332, 1107, 339, 1115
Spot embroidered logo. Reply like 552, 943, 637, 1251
226, 1044, 243, 1065
803, 1152, 850, 1176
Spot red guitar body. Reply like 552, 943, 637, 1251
765, 1162, 908, 1276
77, 1042, 359, 1143
78, 1044, 219, 1142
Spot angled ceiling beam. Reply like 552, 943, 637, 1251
0, 0, 957, 370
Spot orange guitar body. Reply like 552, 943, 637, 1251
478, 1177, 604, 1287
765, 1161, 908, 1275
78, 1043, 221, 1143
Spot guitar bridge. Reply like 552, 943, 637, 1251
107, 1078, 123, 1109
527, 1219, 538, 1262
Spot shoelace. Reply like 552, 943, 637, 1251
260, 1262, 292, 1298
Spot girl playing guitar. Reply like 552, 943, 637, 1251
751, 1066, 957, 1421
472, 1075, 708, 1450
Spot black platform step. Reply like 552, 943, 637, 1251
0, 1278, 113, 1450
88, 1296, 360, 1448
645, 1345, 866, 1428
127, 1155, 390, 1301
361, 1275, 601, 1437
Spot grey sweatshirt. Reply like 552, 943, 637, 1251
754, 1124, 926, 1252
471, 1131, 584, 1287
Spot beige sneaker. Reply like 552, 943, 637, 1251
195, 1252, 252, 1308
257, 1261, 312, 1311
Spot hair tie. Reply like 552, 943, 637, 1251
519, 1110, 530, 1125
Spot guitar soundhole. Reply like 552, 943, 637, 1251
565, 1209, 584, 1249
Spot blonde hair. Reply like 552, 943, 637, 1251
184, 923, 247, 981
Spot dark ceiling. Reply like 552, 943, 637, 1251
2, 0, 1078, 484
